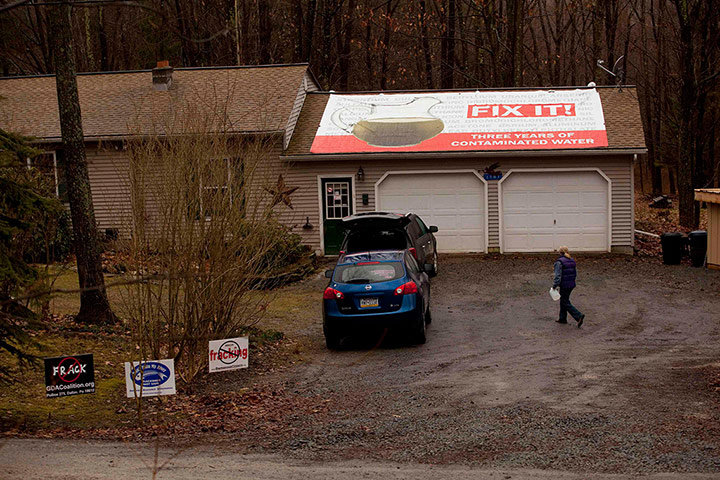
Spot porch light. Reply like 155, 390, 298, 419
357, 166, 365, 182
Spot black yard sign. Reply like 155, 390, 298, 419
44, 354, 95, 398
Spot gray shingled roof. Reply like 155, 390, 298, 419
0, 64, 309, 141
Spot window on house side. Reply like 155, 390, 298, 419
200, 158, 245, 220
27, 150, 68, 203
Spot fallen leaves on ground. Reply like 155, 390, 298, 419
634, 193, 709, 257
30, 386, 336, 443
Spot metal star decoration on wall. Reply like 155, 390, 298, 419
265, 174, 299, 209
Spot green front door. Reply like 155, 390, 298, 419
322, 178, 353, 255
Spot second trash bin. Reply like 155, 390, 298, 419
660, 232, 684, 265
688, 230, 708, 267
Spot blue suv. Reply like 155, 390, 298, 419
322, 250, 432, 349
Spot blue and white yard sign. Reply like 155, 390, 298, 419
124, 359, 176, 398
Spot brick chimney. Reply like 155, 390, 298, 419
152, 60, 173, 91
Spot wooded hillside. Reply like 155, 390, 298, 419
0, 0, 718, 227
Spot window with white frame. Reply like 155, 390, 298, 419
27, 150, 68, 203
199, 158, 244, 219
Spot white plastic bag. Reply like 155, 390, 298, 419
549, 287, 560, 302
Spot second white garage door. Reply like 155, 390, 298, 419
377, 172, 486, 253
501, 170, 610, 252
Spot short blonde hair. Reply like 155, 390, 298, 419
557, 246, 572, 258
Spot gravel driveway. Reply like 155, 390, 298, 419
244, 254, 720, 473
5, 255, 720, 478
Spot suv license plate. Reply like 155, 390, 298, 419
360, 298, 379, 308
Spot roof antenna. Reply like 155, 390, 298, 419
597, 56, 625, 91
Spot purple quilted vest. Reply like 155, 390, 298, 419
558, 256, 577, 288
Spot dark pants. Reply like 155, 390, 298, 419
559, 287, 583, 322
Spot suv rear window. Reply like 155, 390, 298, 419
345, 229, 407, 252
334, 262, 404, 284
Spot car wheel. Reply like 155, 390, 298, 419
413, 310, 427, 345
324, 326, 342, 350
429, 252, 438, 277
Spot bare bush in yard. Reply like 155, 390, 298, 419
120, 107, 301, 387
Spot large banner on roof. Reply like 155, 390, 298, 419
310, 89, 607, 154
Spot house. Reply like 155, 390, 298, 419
0, 64, 647, 256
0, 63, 320, 234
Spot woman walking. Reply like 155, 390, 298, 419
552, 246, 585, 327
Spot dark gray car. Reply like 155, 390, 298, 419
340, 212, 439, 276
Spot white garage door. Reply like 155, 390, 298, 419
377, 172, 486, 253
501, 171, 609, 252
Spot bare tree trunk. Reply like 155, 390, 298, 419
258, 0, 272, 63
83, 8, 94, 71
707, 117, 717, 187
506, 0, 523, 86
418, 0, 433, 89
674, 0, 699, 228
173, 0, 193, 66
319, 0, 335, 87
439, 0, 455, 89
591, 0, 603, 82
293, 0, 304, 62
472, 1, 483, 86
478, 0, 500, 86
235, 0, 243, 64
458, 1, 469, 86
304, 0, 318, 65
694, 2, 716, 190
341, 0, 355, 90
48, 2, 115, 325
380, 0, 395, 90
669, 168, 677, 195
365, 12, 373, 88
97, 7, 109, 71
446, 0, 456, 88
37, 8, 53, 73
602, 0, 619, 83
650, 94, 664, 195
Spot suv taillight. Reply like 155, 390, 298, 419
409, 247, 418, 259
323, 287, 344, 300
394, 281, 418, 295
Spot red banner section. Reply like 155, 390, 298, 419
310, 130, 609, 154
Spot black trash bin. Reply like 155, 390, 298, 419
660, 232, 684, 265
688, 230, 708, 267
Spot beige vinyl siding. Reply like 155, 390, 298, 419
86, 138, 291, 238
606, 160, 634, 247
83, 142, 634, 255
249, 137, 318, 235
284, 73, 319, 150
86, 144, 132, 235
304, 74, 320, 92
280, 154, 635, 254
